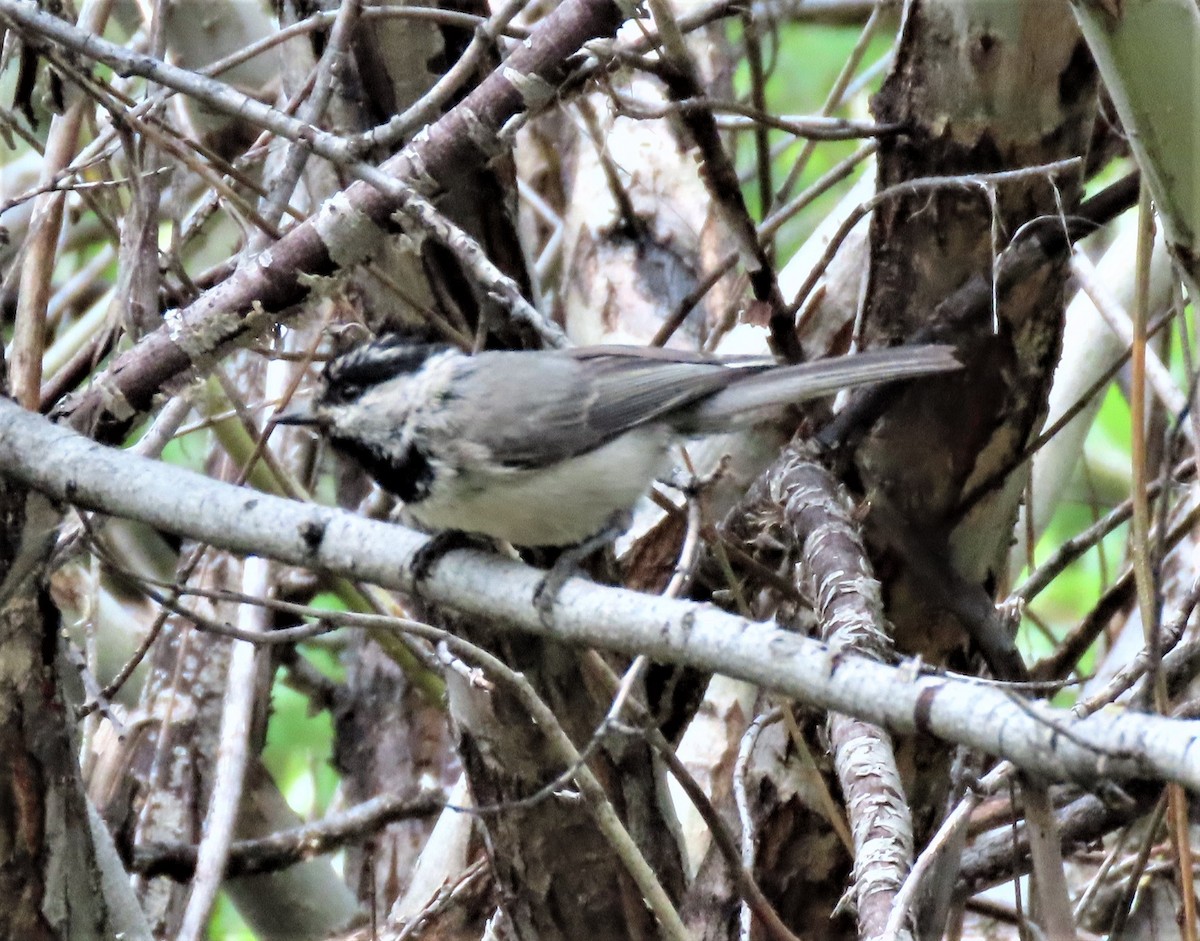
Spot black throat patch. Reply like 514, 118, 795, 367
331, 436, 434, 504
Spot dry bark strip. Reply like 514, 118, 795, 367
776, 450, 914, 941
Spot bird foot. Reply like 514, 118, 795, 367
533, 556, 577, 627
531, 511, 630, 627
410, 530, 491, 587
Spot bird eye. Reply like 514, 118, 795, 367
324, 382, 362, 405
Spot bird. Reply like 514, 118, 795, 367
278, 336, 960, 557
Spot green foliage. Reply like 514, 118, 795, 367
263, 649, 343, 819
208, 894, 254, 941
263, 684, 338, 819
159, 424, 215, 473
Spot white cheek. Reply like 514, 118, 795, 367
408, 427, 673, 546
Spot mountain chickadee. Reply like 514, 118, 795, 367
279, 337, 960, 552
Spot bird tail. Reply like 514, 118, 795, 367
681, 344, 960, 432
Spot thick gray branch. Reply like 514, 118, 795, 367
2, 398, 1198, 791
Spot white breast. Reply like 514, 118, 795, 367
407, 426, 674, 546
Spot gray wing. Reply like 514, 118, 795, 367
448, 347, 750, 469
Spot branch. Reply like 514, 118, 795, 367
134, 789, 445, 881
958, 784, 1159, 895
2, 397, 1199, 791
767, 449, 914, 941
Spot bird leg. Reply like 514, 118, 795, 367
532, 511, 631, 626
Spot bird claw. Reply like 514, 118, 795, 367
530, 511, 630, 627
410, 530, 486, 587
533, 556, 578, 627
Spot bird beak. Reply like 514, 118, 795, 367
273, 404, 322, 428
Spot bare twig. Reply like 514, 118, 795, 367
645, 0, 799, 360
10, 0, 117, 407
772, 0, 885, 206
134, 789, 447, 880
786, 159, 1083, 320
174, 553, 271, 941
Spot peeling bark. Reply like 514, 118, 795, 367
0, 413, 115, 936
